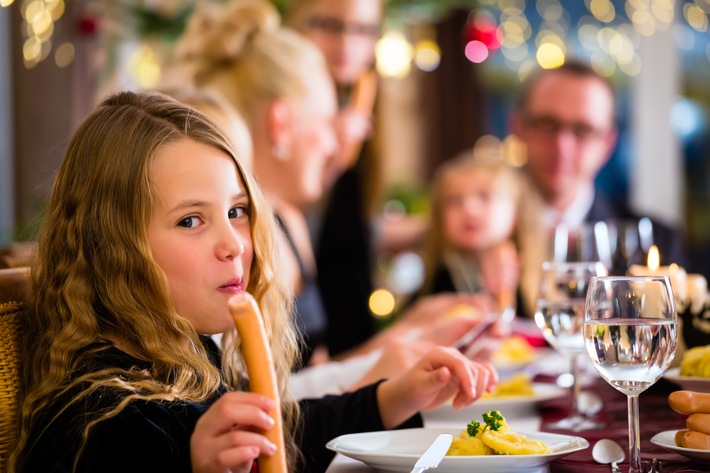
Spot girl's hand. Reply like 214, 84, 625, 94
376, 346, 497, 429
190, 391, 278, 473
400, 292, 492, 324
480, 240, 519, 307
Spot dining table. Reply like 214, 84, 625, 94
324, 347, 710, 473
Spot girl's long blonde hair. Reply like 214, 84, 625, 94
9, 90, 301, 471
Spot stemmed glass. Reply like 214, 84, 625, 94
584, 276, 677, 473
534, 260, 608, 431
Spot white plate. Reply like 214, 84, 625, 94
326, 427, 588, 473
664, 367, 710, 392
650, 429, 710, 463
422, 383, 567, 423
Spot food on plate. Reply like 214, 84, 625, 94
491, 335, 535, 366
481, 373, 535, 398
679, 345, 710, 377
687, 413, 710, 435
675, 429, 710, 450
446, 410, 550, 456
668, 390, 710, 450
229, 294, 287, 473
444, 304, 482, 319
669, 390, 710, 415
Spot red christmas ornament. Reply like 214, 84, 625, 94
463, 14, 501, 51
77, 14, 99, 37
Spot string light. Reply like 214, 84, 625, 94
19, 0, 67, 69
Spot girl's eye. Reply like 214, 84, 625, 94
177, 216, 201, 228
228, 206, 248, 219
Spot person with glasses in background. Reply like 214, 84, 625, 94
510, 59, 688, 320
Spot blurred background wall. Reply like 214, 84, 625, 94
1, 0, 709, 275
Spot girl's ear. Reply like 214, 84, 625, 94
267, 99, 292, 161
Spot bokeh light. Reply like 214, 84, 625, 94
375, 31, 414, 78
127, 44, 161, 88
588, 0, 616, 23
465, 40, 489, 63
684, 3, 709, 32
414, 39, 441, 72
536, 42, 565, 69
369, 289, 396, 317
20, 0, 65, 68
671, 98, 707, 139
54, 42, 74, 68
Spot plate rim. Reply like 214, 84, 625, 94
665, 367, 710, 381
326, 426, 590, 461
651, 429, 710, 458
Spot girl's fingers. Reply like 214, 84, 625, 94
196, 392, 276, 435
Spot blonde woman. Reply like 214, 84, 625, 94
9, 89, 496, 473
174, 0, 492, 373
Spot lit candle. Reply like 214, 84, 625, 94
628, 245, 688, 304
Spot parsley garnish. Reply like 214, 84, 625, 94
467, 410, 505, 436
467, 420, 481, 436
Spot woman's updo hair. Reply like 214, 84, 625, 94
176, 0, 278, 83
174, 0, 327, 125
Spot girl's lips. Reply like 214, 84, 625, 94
218, 279, 245, 294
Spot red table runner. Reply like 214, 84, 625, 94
535, 375, 708, 472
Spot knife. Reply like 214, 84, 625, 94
410, 433, 453, 473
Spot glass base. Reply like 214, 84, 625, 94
544, 415, 605, 432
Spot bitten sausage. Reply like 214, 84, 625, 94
687, 413, 710, 436
669, 390, 710, 415
675, 429, 710, 450
229, 293, 287, 473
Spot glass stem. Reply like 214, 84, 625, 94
570, 353, 580, 418
628, 394, 641, 473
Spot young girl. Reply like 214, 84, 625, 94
9, 91, 496, 473
417, 151, 523, 312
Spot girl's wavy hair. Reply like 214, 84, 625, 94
10, 90, 302, 471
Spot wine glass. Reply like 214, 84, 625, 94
606, 218, 654, 275
534, 260, 608, 431
551, 222, 613, 271
584, 276, 677, 473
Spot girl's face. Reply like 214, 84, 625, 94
441, 169, 517, 253
148, 138, 253, 334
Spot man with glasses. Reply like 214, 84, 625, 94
511, 60, 688, 318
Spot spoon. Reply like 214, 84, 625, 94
592, 439, 625, 473
578, 391, 602, 416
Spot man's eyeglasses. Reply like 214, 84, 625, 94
308, 15, 381, 39
524, 114, 608, 142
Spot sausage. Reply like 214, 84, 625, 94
676, 429, 710, 450
687, 413, 710, 435
669, 390, 710, 415
229, 293, 287, 473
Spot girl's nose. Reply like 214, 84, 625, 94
216, 226, 245, 261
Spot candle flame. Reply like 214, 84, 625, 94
647, 245, 660, 270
